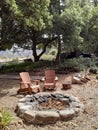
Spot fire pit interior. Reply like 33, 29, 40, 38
39, 98, 69, 111
15, 93, 84, 124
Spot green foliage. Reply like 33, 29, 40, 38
50, 50, 56, 55
0, 59, 54, 73
0, 62, 32, 73
1, 0, 98, 62
48, 48, 57, 55
1, 0, 53, 62
0, 55, 98, 74
1, 109, 12, 129
88, 56, 98, 74
6, 0, 52, 31
6, 0, 22, 16
80, 2, 98, 53
60, 3, 83, 51
5, 59, 19, 66
61, 58, 81, 71
89, 67, 98, 74
60, 56, 95, 72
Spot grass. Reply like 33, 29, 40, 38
0, 109, 13, 130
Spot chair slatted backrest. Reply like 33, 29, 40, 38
20, 72, 31, 88
45, 70, 55, 83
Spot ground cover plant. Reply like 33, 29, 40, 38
0, 109, 12, 130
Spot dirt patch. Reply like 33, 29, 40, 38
0, 73, 98, 130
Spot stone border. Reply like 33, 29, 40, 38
15, 93, 84, 124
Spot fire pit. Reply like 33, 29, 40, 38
15, 93, 84, 124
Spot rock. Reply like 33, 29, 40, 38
34, 111, 60, 124
19, 97, 31, 103
25, 95, 32, 98
60, 98, 70, 105
73, 108, 80, 115
59, 109, 75, 120
51, 93, 64, 99
37, 97, 46, 103
16, 95, 24, 98
21, 105, 33, 111
70, 102, 84, 112
18, 103, 26, 108
23, 110, 36, 123
69, 96, 80, 103
18, 105, 33, 117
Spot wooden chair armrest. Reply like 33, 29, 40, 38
20, 81, 30, 85
41, 77, 45, 82
55, 77, 58, 81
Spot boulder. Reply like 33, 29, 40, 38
59, 109, 75, 120
34, 111, 60, 124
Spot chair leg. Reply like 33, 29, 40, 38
42, 86, 46, 91
28, 87, 32, 94
17, 88, 29, 94
38, 87, 40, 92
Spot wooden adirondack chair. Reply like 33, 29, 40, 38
42, 69, 58, 91
17, 72, 40, 94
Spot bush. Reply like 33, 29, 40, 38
89, 67, 98, 74
60, 57, 92, 72
0, 59, 55, 73
0, 62, 33, 73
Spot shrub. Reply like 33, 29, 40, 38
60, 57, 92, 72
89, 67, 98, 74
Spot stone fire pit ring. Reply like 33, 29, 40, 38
15, 93, 84, 125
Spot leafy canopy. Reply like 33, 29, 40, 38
6, 0, 52, 30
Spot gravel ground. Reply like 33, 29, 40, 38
0, 73, 98, 130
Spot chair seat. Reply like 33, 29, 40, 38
31, 84, 40, 88
42, 77, 58, 82
44, 83, 55, 86
44, 83, 55, 90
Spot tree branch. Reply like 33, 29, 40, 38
38, 36, 58, 58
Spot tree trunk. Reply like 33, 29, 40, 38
55, 35, 61, 63
95, 45, 98, 56
55, 0, 61, 64
31, 30, 39, 62
94, 0, 98, 6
